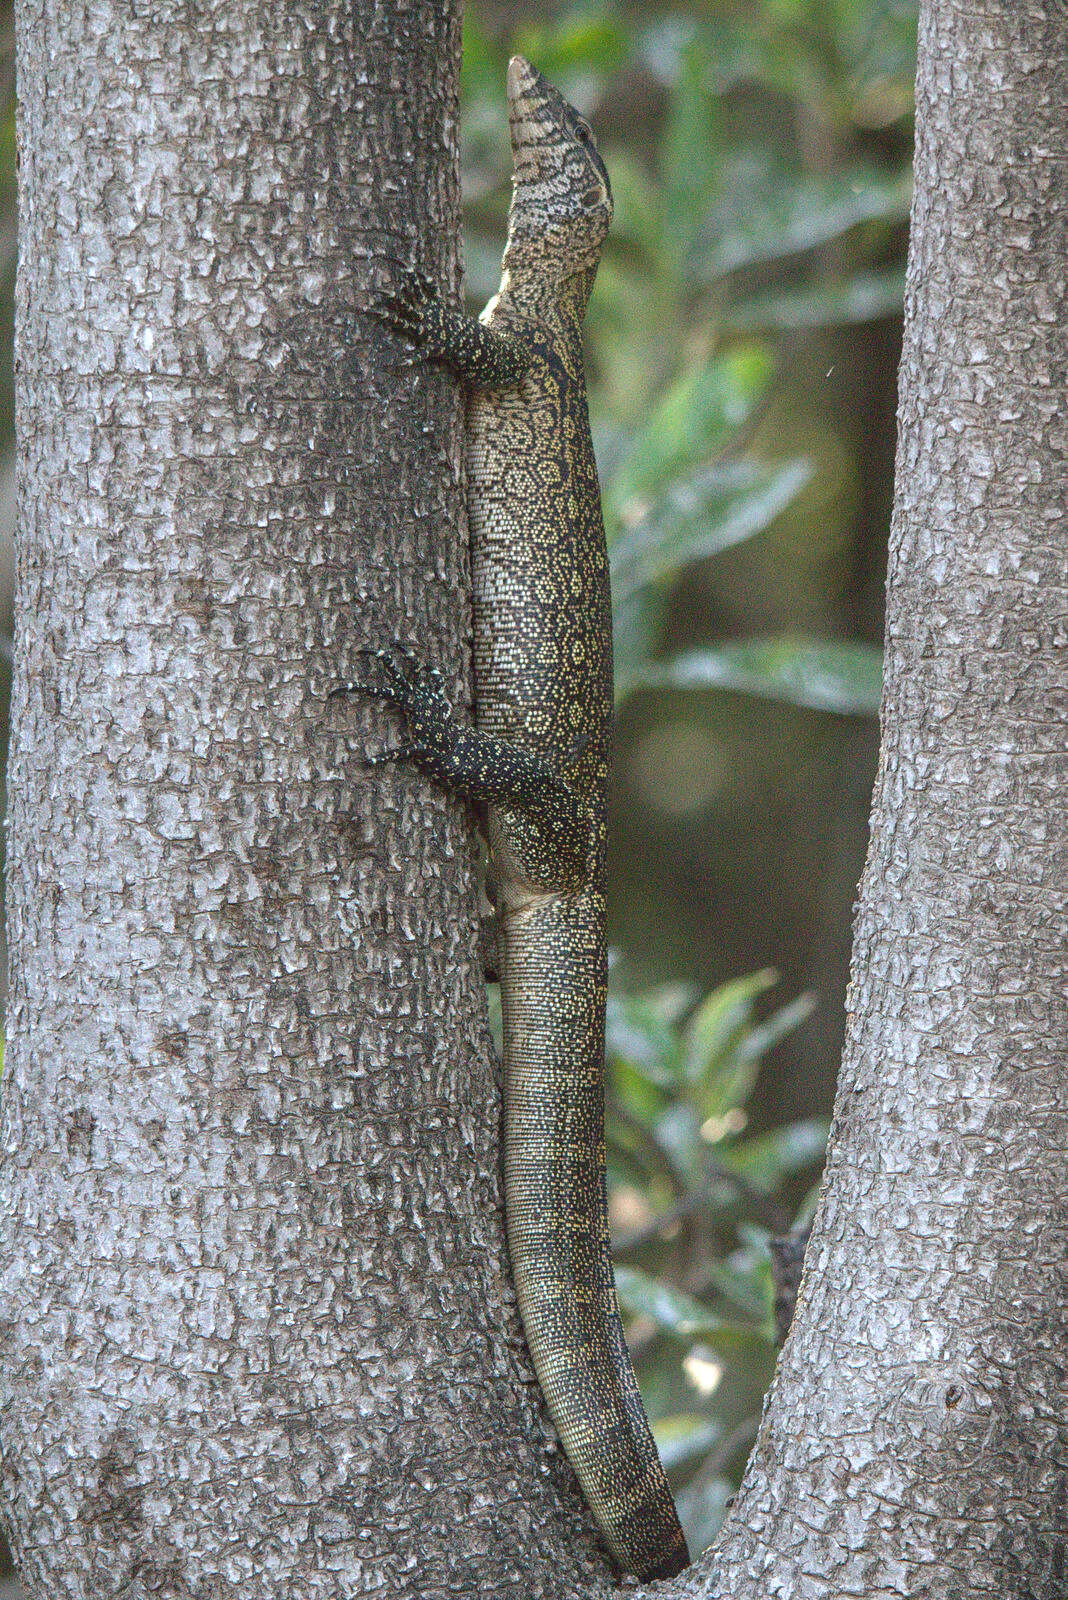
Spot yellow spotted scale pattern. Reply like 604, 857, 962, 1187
351, 58, 689, 1581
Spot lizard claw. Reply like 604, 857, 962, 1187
328, 646, 405, 705
326, 678, 391, 703
363, 268, 440, 343
383, 640, 447, 688
356, 643, 405, 674
330, 642, 442, 711
363, 744, 421, 768
375, 640, 422, 686
410, 267, 438, 306
329, 643, 453, 730
364, 291, 420, 342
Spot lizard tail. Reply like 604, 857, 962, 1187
500, 887, 690, 1580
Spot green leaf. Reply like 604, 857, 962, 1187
724, 1118, 830, 1192
604, 346, 774, 518
633, 635, 884, 716
607, 1058, 667, 1129
696, 164, 913, 280
606, 987, 692, 1089
735, 991, 818, 1066
652, 1102, 706, 1184
684, 970, 778, 1097
830, 1, 919, 129
703, 1256, 771, 1321
610, 458, 812, 609
728, 268, 907, 332
0, 106, 15, 200
718, 1242, 776, 1330
659, 37, 725, 264
693, 1048, 760, 1125
653, 1414, 722, 1474
614, 1267, 726, 1338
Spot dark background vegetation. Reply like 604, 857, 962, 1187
0, 0, 916, 1569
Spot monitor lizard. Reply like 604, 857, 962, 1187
336, 55, 690, 1582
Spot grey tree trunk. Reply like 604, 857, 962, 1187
0, 1, 607, 1594
669, 2, 1067, 1596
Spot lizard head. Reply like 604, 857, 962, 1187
502, 56, 613, 285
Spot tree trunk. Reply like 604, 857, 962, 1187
0, 2, 606, 1594
667, 2, 1068, 1595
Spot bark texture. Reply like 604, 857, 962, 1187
0, 2, 608, 1594
662, 3, 1067, 1596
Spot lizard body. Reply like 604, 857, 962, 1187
347, 57, 689, 1581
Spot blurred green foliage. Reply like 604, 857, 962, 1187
605, 967, 824, 1551
467, 0, 916, 1552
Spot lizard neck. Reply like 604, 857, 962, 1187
490, 259, 597, 334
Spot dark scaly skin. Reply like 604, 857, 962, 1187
345, 58, 689, 1581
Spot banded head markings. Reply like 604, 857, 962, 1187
502, 56, 614, 288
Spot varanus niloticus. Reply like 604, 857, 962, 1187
339, 56, 690, 1581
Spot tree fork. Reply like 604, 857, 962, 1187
1, 1, 1065, 1597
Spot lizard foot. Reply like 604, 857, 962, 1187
328, 643, 444, 710
328, 645, 457, 777
363, 268, 440, 345
363, 266, 530, 389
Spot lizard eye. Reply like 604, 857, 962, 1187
575, 119, 593, 145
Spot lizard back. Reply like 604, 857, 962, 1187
462, 58, 690, 1581
467, 304, 612, 880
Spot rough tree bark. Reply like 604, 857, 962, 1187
0, 1, 607, 1594
2, 1, 1065, 1599
673, 3, 1067, 1596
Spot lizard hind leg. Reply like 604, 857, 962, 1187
329, 647, 595, 892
